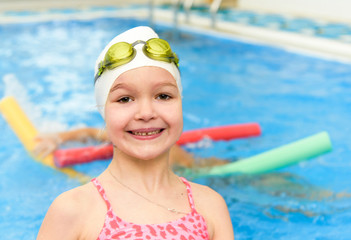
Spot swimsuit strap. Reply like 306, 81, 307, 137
92, 177, 196, 212
91, 178, 112, 210
179, 177, 196, 211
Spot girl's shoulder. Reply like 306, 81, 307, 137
38, 181, 100, 239
187, 180, 225, 206
186, 180, 234, 239
185, 180, 229, 219
47, 182, 97, 221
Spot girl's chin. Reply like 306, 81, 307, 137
118, 145, 171, 161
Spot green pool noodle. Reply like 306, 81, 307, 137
196, 131, 332, 177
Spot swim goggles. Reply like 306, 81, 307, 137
94, 38, 179, 82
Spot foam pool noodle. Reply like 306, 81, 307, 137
0, 96, 90, 183
192, 131, 332, 177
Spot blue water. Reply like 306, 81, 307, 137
1, 16, 351, 239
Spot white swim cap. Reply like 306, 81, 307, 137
94, 26, 182, 119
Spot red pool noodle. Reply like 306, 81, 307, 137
54, 122, 261, 168
176, 122, 261, 145
54, 144, 114, 167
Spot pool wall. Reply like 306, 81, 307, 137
1, 1, 351, 61
239, 0, 351, 22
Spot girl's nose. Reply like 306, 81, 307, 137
134, 98, 156, 121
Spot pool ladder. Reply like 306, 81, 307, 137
184, 0, 223, 28
209, 0, 224, 28
148, 0, 224, 29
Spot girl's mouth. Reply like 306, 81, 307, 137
128, 129, 164, 136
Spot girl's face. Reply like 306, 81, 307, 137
104, 66, 183, 161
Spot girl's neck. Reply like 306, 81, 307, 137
107, 147, 176, 193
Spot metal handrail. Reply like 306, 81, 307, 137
148, 0, 155, 28
183, 0, 223, 27
184, 0, 195, 23
210, 0, 223, 28
172, 0, 181, 39
148, 0, 223, 32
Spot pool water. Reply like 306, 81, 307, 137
1, 16, 351, 239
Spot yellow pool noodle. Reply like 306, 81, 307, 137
0, 96, 90, 183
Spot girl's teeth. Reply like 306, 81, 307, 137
133, 130, 160, 136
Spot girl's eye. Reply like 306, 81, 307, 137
117, 97, 132, 103
157, 94, 171, 100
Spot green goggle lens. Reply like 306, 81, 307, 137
95, 38, 179, 82
143, 38, 179, 64
104, 42, 136, 69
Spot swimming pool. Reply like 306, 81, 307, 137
1, 12, 351, 240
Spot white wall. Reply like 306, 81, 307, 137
238, 0, 351, 22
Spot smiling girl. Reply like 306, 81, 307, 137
37, 26, 234, 240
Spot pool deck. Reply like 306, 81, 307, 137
1, 0, 351, 62
0, 0, 144, 11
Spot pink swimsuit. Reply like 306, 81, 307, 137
92, 177, 209, 240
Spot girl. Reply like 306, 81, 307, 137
37, 26, 234, 240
